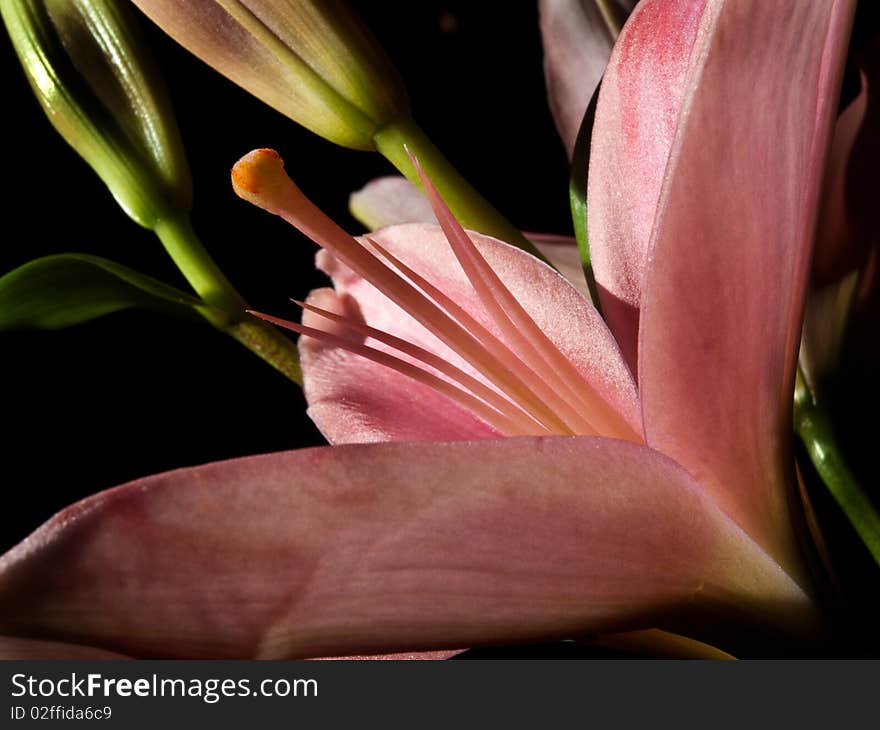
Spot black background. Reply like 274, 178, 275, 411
1, 1, 879, 658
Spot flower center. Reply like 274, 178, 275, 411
232, 148, 640, 442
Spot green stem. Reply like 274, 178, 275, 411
154, 213, 245, 314
153, 212, 302, 383
373, 117, 545, 261
226, 318, 302, 384
794, 373, 880, 567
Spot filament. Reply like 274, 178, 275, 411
233, 148, 637, 440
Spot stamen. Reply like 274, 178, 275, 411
232, 149, 574, 434
364, 236, 599, 437
409, 151, 640, 443
291, 299, 552, 436
248, 310, 532, 436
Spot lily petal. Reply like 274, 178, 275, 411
0, 636, 129, 659
300, 224, 639, 443
349, 176, 589, 296
349, 175, 437, 230
300, 285, 504, 443
527, 234, 590, 299
317, 650, 462, 661
636, 0, 856, 569
539, 0, 639, 156
587, 0, 707, 368
0, 438, 815, 658
814, 39, 880, 283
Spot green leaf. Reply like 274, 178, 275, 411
568, 85, 602, 308
569, 85, 600, 266
0, 254, 224, 330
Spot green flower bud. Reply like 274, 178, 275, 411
131, 0, 409, 150
2, 0, 192, 228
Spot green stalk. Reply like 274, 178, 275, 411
154, 214, 245, 313
794, 372, 880, 567
153, 213, 301, 383
224, 318, 302, 384
373, 117, 545, 261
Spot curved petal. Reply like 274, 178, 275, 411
528, 234, 590, 299
349, 176, 437, 230
594, 629, 735, 659
539, 0, 639, 156
636, 0, 856, 570
0, 636, 129, 659
316, 650, 462, 661
299, 224, 639, 443
301, 285, 503, 443
799, 271, 859, 394
587, 0, 708, 369
0, 438, 815, 659
348, 177, 589, 296
814, 39, 880, 283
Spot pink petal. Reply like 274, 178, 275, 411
799, 272, 859, 394
587, 0, 708, 370
0, 636, 129, 659
316, 650, 463, 661
349, 176, 437, 230
814, 39, 880, 283
349, 176, 589, 296
300, 224, 639, 443
0, 438, 815, 658
301, 285, 503, 443
527, 233, 590, 299
539, 0, 639, 156
636, 0, 856, 570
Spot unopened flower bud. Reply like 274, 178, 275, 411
132, 0, 410, 150
2, 0, 192, 228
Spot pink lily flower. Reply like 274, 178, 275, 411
537, 0, 876, 372
0, 0, 857, 658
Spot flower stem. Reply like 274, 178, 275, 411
224, 317, 302, 384
794, 372, 880, 567
154, 214, 246, 314
373, 117, 545, 261
153, 213, 302, 383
